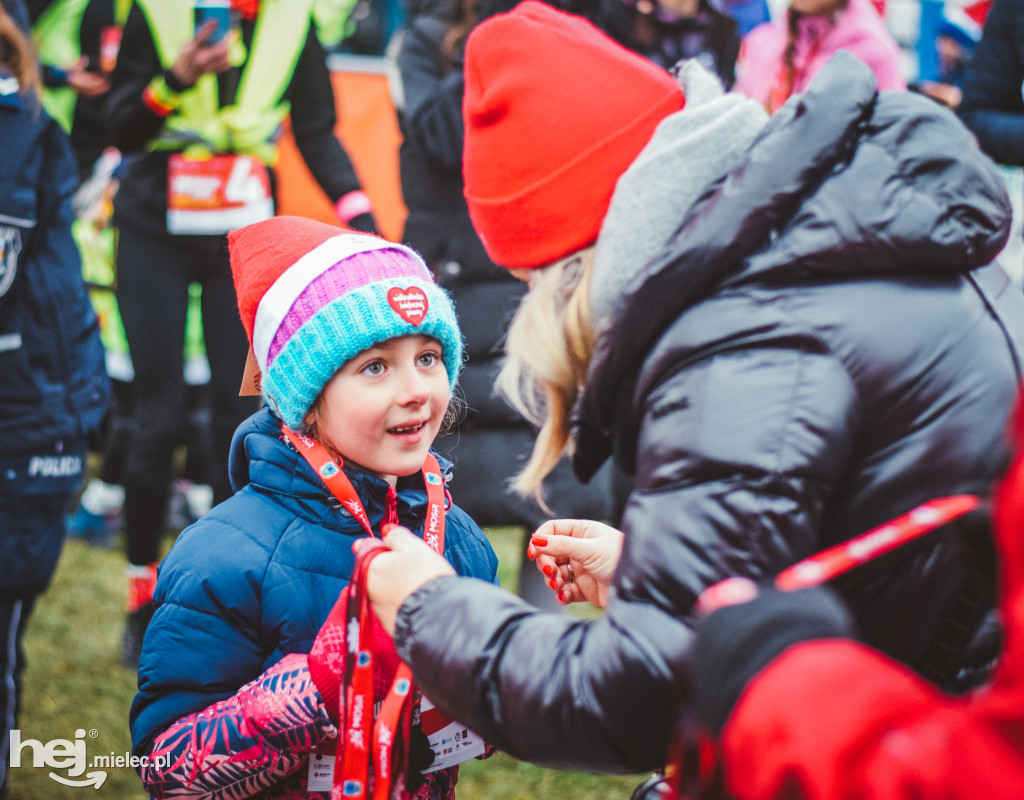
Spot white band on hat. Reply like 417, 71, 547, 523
251, 234, 429, 372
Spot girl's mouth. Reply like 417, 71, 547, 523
388, 421, 427, 435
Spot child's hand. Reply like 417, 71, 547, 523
527, 519, 624, 608
362, 525, 456, 636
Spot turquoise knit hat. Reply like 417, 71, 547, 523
229, 216, 463, 430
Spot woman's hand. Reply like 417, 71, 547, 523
362, 525, 456, 636
527, 519, 624, 608
170, 20, 231, 87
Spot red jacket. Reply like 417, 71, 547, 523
719, 402, 1024, 799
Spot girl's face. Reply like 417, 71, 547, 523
316, 335, 450, 482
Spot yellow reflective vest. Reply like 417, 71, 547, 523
135, 0, 316, 163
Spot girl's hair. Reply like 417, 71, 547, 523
495, 249, 596, 509
442, 0, 480, 70
782, 0, 849, 100
0, 6, 40, 97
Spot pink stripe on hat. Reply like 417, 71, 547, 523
267, 248, 427, 365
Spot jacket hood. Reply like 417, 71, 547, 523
573, 52, 1012, 480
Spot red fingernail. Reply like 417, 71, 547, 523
549, 578, 557, 590
381, 523, 396, 536
558, 591, 566, 603
526, 546, 536, 561
542, 564, 554, 577
532, 536, 548, 547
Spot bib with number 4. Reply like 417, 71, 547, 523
167, 153, 273, 235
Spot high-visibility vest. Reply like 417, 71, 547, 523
135, 0, 315, 163
34, 0, 133, 132
313, 0, 360, 48
32, 0, 92, 131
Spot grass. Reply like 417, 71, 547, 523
11, 526, 646, 799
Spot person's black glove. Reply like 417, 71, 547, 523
690, 585, 856, 736
405, 725, 436, 794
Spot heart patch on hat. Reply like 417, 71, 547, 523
387, 286, 428, 326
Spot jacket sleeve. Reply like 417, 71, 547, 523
718, 641, 989, 800
958, 0, 1024, 166
286, 25, 364, 202
394, 343, 858, 773
392, 17, 466, 173
139, 653, 335, 798
130, 517, 295, 756
104, 4, 178, 153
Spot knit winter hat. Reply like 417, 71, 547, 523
463, 0, 685, 269
229, 216, 462, 430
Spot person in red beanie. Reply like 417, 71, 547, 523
683, 391, 1024, 800
359, 0, 1024, 784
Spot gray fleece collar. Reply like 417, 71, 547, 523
589, 59, 768, 329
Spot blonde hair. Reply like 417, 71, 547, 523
0, 7, 40, 97
496, 249, 597, 508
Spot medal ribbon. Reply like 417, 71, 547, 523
282, 425, 446, 799
774, 494, 980, 591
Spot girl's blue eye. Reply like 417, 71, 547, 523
418, 351, 440, 367
362, 360, 385, 376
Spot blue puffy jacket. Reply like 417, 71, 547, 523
129, 406, 499, 757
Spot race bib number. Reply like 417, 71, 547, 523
167, 154, 273, 235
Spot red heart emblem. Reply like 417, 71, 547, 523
387, 286, 429, 326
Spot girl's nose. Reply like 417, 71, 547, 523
398, 366, 430, 404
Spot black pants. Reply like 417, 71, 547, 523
116, 225, 258, 566
0, 596, 36, 795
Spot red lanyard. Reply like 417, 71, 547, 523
281, 425, 446, 543
774, 494, 980, 591
340, 544, 420, 800
281, 425, 446, 800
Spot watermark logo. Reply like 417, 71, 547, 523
11, 729, 106, 788
9, 729, 169, 789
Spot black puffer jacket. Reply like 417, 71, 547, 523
393, 55, 1024, 773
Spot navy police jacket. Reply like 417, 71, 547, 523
0, 59, 109, 595
0, 71, 108, 461
129, 407, 499, 755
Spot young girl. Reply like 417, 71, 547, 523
733, 0, 904, 112
128, 215, 498, 799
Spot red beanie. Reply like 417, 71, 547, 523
463, 0, 685, 269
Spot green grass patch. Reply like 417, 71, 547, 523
12, 529, 646, 799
